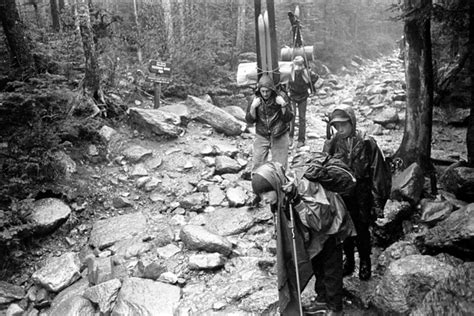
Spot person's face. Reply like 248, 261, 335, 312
260, 190, 277, 205
333, 121, 353, 138
260, 87, 272, 100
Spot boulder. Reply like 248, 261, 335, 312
185, 95, 242, 136
214, 156, 243, 174
419, 198, 454, 225
179, 225, 233, 256
89, 212, 148, 250
112, 277, 180, 316
48, 296, 96, 316
31, 252, 81, 292
391, 162, 424, 204
83, 278, 122, 314
191, 207, 256, 236
223, 105, 246, 122
439, 162, 474, 202
0, 281, 25, 304
423, 203, 474, 259
188, 253, 226, 270
411, 262, 474, 316
373, 254, 454, 314
122, 145, 153, 163
128, 107, 183, 138
375, 240, 420, 274
28, 198, 71, 234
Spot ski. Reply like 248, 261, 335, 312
263, 11, 273, 81
258, 13, 268, 78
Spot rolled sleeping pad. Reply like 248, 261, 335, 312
281, 46, 314, 62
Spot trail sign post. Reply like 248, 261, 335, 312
147, 60, 171, 108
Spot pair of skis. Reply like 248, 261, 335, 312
257, 11, 274, 81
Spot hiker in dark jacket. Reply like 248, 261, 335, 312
323, 104, 391, 280
252, 161, 355, 316
288, 55, 319, 149
246, 74, 293, 171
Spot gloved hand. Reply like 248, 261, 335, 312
282, 181, 301, 205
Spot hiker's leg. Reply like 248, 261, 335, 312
312, 250, 327, 303
252, 134, 270, 171
355, 221, 372, 280
289, 101, 297, 140
297, 99, 307, 143
323, 237, 343, 313
271, 132, 289, 170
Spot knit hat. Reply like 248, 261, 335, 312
252, 173, 273, 195
293, 56, 305, 71
330, 109, 351, 125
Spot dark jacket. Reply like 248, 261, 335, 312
245, 78, 293, 139
323, 104, 391, 219
289, 68, 319, 102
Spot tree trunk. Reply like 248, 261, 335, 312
0, 0, 36, 74
51, 0, 60, 31
178, 0, 185, 44
467, 1, 474, 166
395, 0, 435, 178
235, 0, 246, 53
77, 0, 100, 97
132, 0, 143, 63
162, 0, 174, 54
30, 1, 44, 28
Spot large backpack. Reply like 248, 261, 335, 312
293, 152, 356, 198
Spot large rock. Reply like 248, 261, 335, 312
375, 240, 420, 274
89, 213, 148, 250
373, 254, 454, 314
128, 107, 183, 138
419, 198, 454, 225
411, 262, 474, 316
422, 203, 474, 259
214, 156, 243, 174
223, 105, 246, 122
188, 253, 226, 270
391, 162, 424, 205
439, 162, 474, 202
179, 225, 233, 256
185, 95, 242, 136
28, 198, 71, 234
0, 281, 25, 304
48, 296, 96, 316
31, 252, 81, 292
191, 207, 256, 236
83, 278, 122, 314
122, 145, 152, 163
373, 199, 412, 247
112, 277, 180, 316
49, 278, 89, 310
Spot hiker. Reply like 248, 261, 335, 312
246, 74, 293, 171
288, 55, 319, 149
323, 104, 391, 281
252, 161, 355, 316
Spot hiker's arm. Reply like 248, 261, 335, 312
276, 94, 293, 122
368, 139, 391, 209
245, 97, 260, 123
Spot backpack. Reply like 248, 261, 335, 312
302, 152, 357, 197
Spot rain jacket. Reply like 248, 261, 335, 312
289, 68, 319, 102
245, 75, 294, 139
323, 104, 391, 220
253, 162, 355, 315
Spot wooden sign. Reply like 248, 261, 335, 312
147, 60, 171, 84
146, 75, 171, 84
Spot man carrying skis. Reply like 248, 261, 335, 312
288, 55, 319, 149
252, 161, 355, 315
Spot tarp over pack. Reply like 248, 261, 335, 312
236, 61, 293, 86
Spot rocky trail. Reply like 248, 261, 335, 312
1, 52, 471, 316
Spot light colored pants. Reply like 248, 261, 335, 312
252, 132, 289, 171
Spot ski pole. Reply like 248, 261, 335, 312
288, 203, 303, 316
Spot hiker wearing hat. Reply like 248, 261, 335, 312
323, 105, 391, 281
251, 161, 355, 316
288, 55, 319, 149
246, 74, 294, 172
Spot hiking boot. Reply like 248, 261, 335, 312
359, 260, 371, 281
303, 301, 327, 315
296, 141, 305, 148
